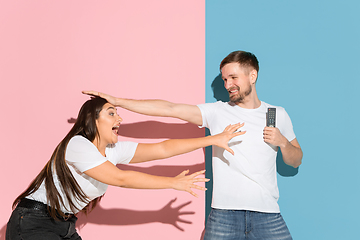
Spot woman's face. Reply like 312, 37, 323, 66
95, 103, 122, 146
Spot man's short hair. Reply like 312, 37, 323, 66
220, 51, 259, 75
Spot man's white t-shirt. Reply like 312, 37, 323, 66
198, 101, 296, 213
28, 135, 138, 214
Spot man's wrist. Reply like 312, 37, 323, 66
279, 138, 290, 149
115, 97, 123, 107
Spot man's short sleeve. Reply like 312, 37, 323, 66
197, 102, 219, 128
278, 107, 296, 142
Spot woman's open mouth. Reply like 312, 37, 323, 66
112, 125, 119, 135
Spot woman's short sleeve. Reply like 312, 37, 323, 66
105, 141, 138, 165
65, 136, 108, 172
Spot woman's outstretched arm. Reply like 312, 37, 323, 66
84, 162, 208, 197
130, 123, 245, 163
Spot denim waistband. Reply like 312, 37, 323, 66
18, 198, 74, 220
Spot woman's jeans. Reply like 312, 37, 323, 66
6, 203, 81, 240
204, 208, 292, 240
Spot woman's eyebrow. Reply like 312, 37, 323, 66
106, 106, 115, 111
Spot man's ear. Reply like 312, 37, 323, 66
250, 69, 258, 84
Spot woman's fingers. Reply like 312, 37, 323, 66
189, 190, 198, 198
224, 123, 245, 135
188, 170, 205, 178
191, 183, 207, 191
176, 170, 209, 197
186, 170, 209, 184
192, 177, 210, 183
217, 123, 246, 155
229, 122, 244, 132
225, 147, 235, 155
224, 123, 240, 131
187, 183, 207, 197
176, 169, 189, 178
234, 130, 246, 136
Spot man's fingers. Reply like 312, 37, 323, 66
82, 90, 98, 96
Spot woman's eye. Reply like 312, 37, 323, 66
109, 113, 114, 116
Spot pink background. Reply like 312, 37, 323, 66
0, 1, 205, 239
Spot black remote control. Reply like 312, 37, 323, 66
266, 108, 276, 127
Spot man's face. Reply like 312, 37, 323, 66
221, 62, 253, 103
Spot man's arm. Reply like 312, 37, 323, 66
278, 138, 302, 168
83, 91, 203, 125
263, 127, 303, 168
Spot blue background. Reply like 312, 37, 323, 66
205, 1, 360, 239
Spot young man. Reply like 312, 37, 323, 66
83, 50, 302, 240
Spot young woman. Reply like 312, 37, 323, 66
6, 96, 245, 240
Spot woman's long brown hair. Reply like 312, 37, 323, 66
13, 97, 108, 219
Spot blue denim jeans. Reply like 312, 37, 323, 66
204, 209, 292, 240
6, 205, 81, 240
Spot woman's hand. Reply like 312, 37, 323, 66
172, 170, 209, 197
82, 90, 118, 106
212, 123, 246, 155
85, 162, 208, 195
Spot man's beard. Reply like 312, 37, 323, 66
228, 84, 252, 103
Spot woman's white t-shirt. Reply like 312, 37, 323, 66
27, 135, 138, 214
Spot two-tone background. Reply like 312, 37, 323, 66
1, 1, 359, 239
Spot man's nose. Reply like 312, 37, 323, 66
224, 80, 233, 90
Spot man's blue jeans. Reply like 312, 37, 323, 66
203, 208, 292, 240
